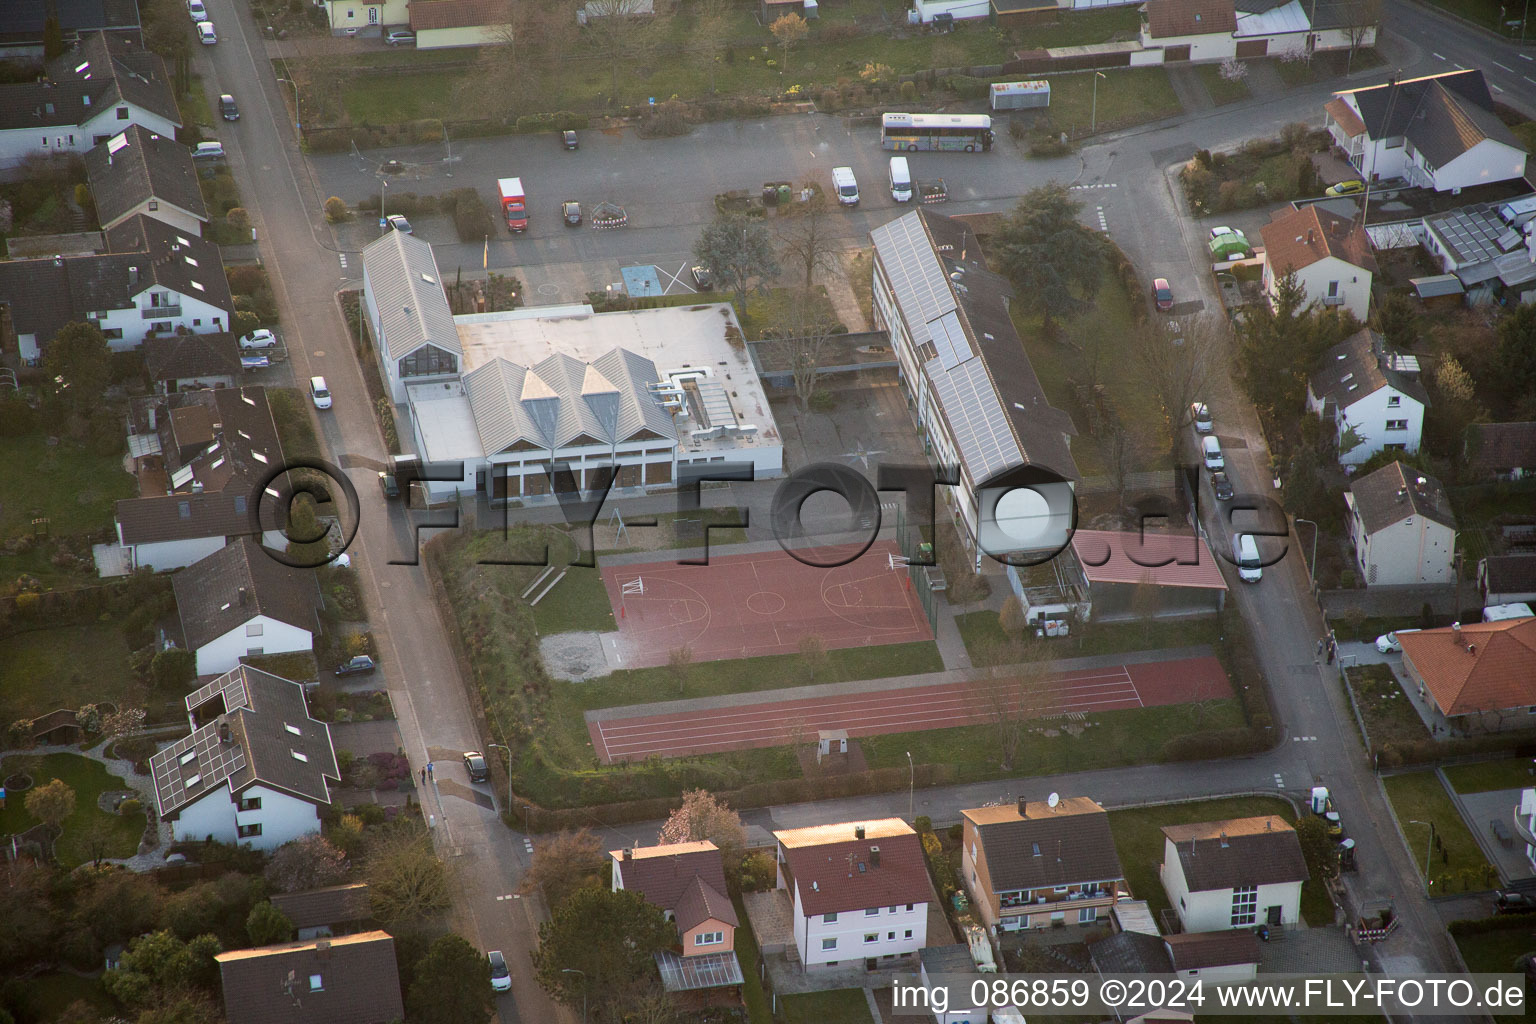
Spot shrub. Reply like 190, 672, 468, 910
1029, 133, 1071, 158
948, 75, 988, 100
118, 798, 142, 817
899, 80, 917, 101
914, 815, 932, 833
324, 196, 349, 222
948, 822, 962, 841
1159, 727, 1264, 762
819, 89, 840, 111
447, 188, 494, 243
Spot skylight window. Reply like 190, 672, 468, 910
211, 457, 226, 469
252, 451, 268, 463
184, 773, 202, 787
176, 236, 191, 246
107, 134, 128, 155
291, 750, 309, 762
180, 749, 197, 765
74, 61, 90, 73
284, 723, 302, 736
192, 281, 205, 291
242, 394, 256, 406
422, 273, 437, 284
184, 256, 199, 267
238, 429, 251, 439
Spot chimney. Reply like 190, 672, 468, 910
129, 266, 139, 285
1018, 797, 1029, 818
315, 940, 331, 960
1265, 818, 1272, 831
191, 480, 204, 493
218, 720, 231, 744
870, 848, 881, 867
1396, 487, 1407, 502
622, 848, 633, 861
854, 825, 866, 840
238, 586, 248, 605
1219, 832, 1229, 848
1307, 229, 1315, 245
1468, 643, 1477, 656
1452, 622, 1462, 646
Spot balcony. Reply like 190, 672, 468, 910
142, 305, 182, 320
1321, 296, 1345, 307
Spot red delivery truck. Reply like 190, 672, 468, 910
497, 177, 528, 233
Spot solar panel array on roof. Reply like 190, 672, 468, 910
928, 309, 973, 370
1429, 206, 1507, 264
150, 722, 247, 811
871, 213, 958, 350
654, 950, 744, 992
927, 356, 1020, 480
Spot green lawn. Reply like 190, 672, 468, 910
781, 989, 873, 1024
0, 753, 145, 868
1444, 759, 1536, 795
733, 894, 774, 1024
1108, 797, 1335, 927
268, 387, 322, 464
956, 611, 1225, 666
181, 74, 217, 131
0, 435, 135, 543
530, 563, 617, 635
1342, 664, 1429, 750
1043, 68, 1182, 138
1456, 920, 1536, 972
0, 624, 138, 727
1382, 771, 1496, 894
1195, 63, 1250, 106
1274, 48, 1384, 87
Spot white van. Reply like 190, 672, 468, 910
832, 166, 859, 207
1235, 534, 1262, 583
889, 157, 912, 203
309, 376, 332, 410
1201, 434, 1224, 470
192, 141, 225, 160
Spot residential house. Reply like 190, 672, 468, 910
1480, 554, 1536, 607
143, 332, 241, 394
85, 124, 208, 235
1163, 931, 1260, 979
173, 537, 322, 675
409, 0, 512, 48
1343, 461, 1458, 586
0, 33, 179, 169
1395, 617, 1536, 733
149, 666, 340, 851
0, 0, 141, 57
1465, 421, 1536, 481
870, 209, 1078, 568
213, 931, 402, 1024
323, 0, 410, 34
1259, 204, 1377, 321
772, 819, 930, 968
0, 214, 233, 363
1305, 328, 1428, 466
1517, 788, 1536, 874
959, 797, 1126, 936
269, 883, 374, 940
1161, 816, 1307, 932
1132, 0, 1374, 65
1421, 195, 1536, 306
610, 842, 744, 997
1324, 70, 1527, 193
1139, 0, 1238, 64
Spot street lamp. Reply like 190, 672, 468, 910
380, 179, 388, 229
906, 751, 914, 822
561, 968, 588, 1024
1090, 72, 1107, 134
486, 743, 514, 817
1294, 517, 1319, 587
1408, 819, 1435, 895
275, 77, 301, 145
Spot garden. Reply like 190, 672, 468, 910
0, 752, 147, 868
1179, 122, 1331, 215
1382, 770, 1498, 894
1342, 663, 1430, 752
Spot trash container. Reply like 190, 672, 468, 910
762, 185, 778, 206
778, 184, 792, 205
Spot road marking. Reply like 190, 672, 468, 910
1523, 52, 1535, 60
1526, 76, 1536, 85
338, 253, 348, 269
1494, 61, 1515, 72
1069, 183, 1118, 190
1096, 205, 1108, 233
1431, 51, 1446, 60
1493, 84, 1506, 94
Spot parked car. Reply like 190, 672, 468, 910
239, 329, 277, 350
1152, 278, 1174, 312
385, 213, 412, 234
463, 751, 489, 783
378, 470, 400, 498
188, 0, 206, 18
336, 655, 376, 677
1191, 401, 1213, 434
1208, 226, 1246, 240
1326, 179, 1366, 196
562, 130, 579, 150
192, 141, 225, 161
488, 951, 511, 992
691, 265, 713, 289
1496, 891, 1536, 914
384, 28, 415, 45
196, 20, 216, 44
1210, 470, 1234, 502
219, 94, 239, 120
1375, 632, 1402, 654
309, 375, 332, 410
560, 200, 582, 227
1201, 434, 1224, 471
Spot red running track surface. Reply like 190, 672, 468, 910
599, 541, 932, 668
589, 655, 1231, 763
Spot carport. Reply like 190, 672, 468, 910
1068, 529, 1229, 620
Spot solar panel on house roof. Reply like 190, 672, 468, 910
927, 356, 1020, 480
928, 309, 973, 370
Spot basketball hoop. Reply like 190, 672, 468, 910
619, 576, 644, 619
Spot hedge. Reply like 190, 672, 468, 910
1447, 913, 1536, 936
1159, 727, 1267, 763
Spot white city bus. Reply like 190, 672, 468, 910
880, 112, 994, 152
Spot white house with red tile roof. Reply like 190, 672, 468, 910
1396, 617, 1536, 733
1259, 205, 1376, 321
772, 819, 930, 969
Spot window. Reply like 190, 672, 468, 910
887, 932, 895, 940
192, 319, 201, 326
823, 912, 837, 924
246, 623, 264, 636
1032, 842, 1041, 857
1078, 907, 1097, 924
246, 647, 263, 656
1387, 395, 1401, 408
117, 106, 129, 119
1384, 442, 1406, 452
1054, 886, 1069, 894
888, 906, 898, 914
864, 933, 878, 944
1327, 281, 1340, 297
308, 974, 323, 992
694, 931, 723, 946
238, 796, 261, 811
398, 345, 458, 379
865, 908, 880, 916
1385, 419, 1408, 431
821, 938, 837, 951
1231, 885, 1258, 926
237, 823, 263, 838
906, 903, 914, 911
904, 929, 913, 939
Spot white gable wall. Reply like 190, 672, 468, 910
1281, 254, 1372, 321
0, 102, 179, 170
170, 782, 322, 851
791, 882, 927, 967
1435, 138, 1529, 193
193, 614, 314, 675
1347, 501, 1457, 585
1160, 838, 1303, 931
1334, 386, 1424, 466
127, 534, 225, 573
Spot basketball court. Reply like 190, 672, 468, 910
588, 654, 1231, 763
599, 541, 932, 668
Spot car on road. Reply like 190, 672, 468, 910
488, 951, 511, 992
309, 375, 332, 410
692, 265, 713, 289
384, 28, 415, 45
196, 20, 216, 44
378, 470, 400, 498
1496, 891, 1536, 914
336, 655, 376, 677
561, 199, 582, 227
1326, 179, 1366, 196
1152, 277, 1174, 312
219, 94, 239, 121
192, 141, 225, 161
1208, 226, 1245, 240
1201, 434, 1224, 471
1191, 401, 1213, 434
1375, 632, 1402, 654
384, 213, 412, 234
463, 751, 489, 783
1210, 470, 1234, 502
562, 130, 579, 150
188, 0, 206, 17
239, 329, 277, 350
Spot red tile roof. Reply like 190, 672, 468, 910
1398, 617, 1536, 716
775, 821, 929, 917
1164, 931, 1260, 970
612, 841, 730, 928
410, 0, 511, 30
1260, 205, 1378, 277
1145, 0, 1236, 37
1324, 97, 1366, 138
1070, 530, 1229, 590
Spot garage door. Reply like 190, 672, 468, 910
1164, 44, 1191, 61
1235, 39, 1268, 57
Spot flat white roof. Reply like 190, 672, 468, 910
407, 379, 483, 462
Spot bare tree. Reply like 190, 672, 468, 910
770, 12, 808, 72
519, 829, 606, 910
691, 0, 732, 94
1332, 0, 1383, 72
798, 634, 830, 682
765, 288, 841, 411
667, 645, 694, 695
366, 821, 452, 928
582, 0, 664, 98
968, 637, 1054, 771
461, 7, 532, 117
777, 186, 842, 290
1135, 311, 1228, 463
1102, 418, 1143, 513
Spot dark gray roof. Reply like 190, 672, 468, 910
1466, 421, 1536, 474
268, 884, 373, 932
86, 123, 208, 228
173, 537, 322, 651
117, 487, 262, 546
214, 931, 402, 1024
149, 386, 285, 496
1348, 461, 1457, 535
1090, 931, 1173, 975
1483, 554, 1536, 597
105, 214, 235, 314
0, 0, 140, 43
1162, 818, 1309, 892
1346, 70, 1521, 170
0, 33, 178, 132
920, 945, 978, 975
964, 802, 1125, 892
1308, 328, 1429, 410
144, 332, 241, 382
149, 666, 340, 818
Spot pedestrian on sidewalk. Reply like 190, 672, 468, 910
427, 762, 434, 780
1317, 638, 1325, 658
420, 767, 426, 785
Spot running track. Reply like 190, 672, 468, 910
588, 655, 1230, 763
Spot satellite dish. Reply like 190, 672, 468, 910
1047, 792, 1060, 809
